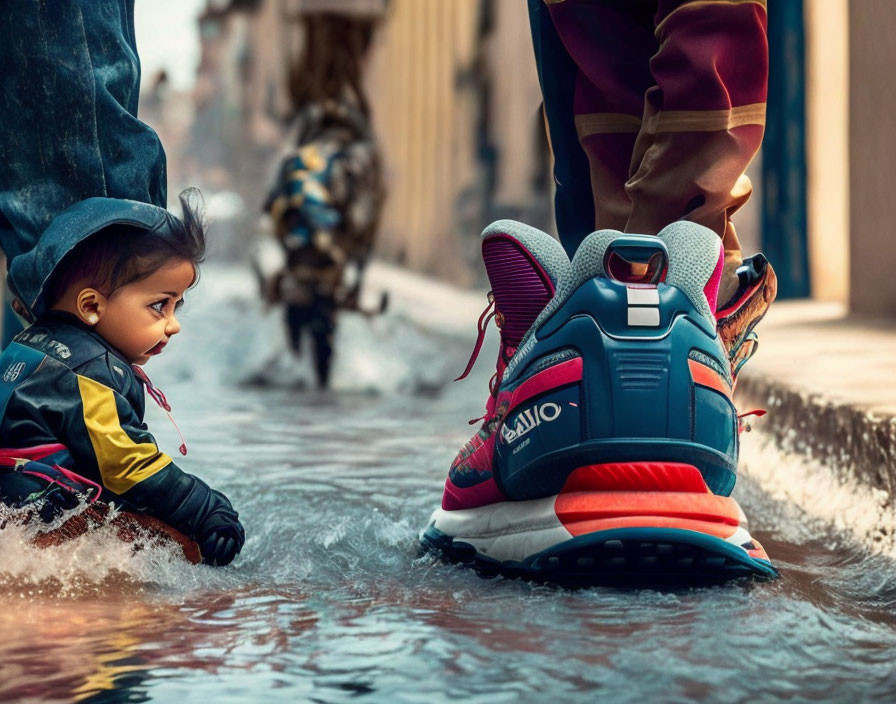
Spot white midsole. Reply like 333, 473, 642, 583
428, 498, 759, 564
429, 497, 573, 564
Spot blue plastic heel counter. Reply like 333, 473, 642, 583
605, 342, 672, 438
496, 275, 738, 497
693, 387, 738, 459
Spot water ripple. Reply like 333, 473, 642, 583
2, 266, 896, 701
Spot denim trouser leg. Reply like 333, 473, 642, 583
0, 0, 167, 263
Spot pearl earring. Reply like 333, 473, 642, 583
87, 313, 99, 325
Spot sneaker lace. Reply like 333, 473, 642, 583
455, 292, 495, 382
737, 408, 767, 433
456, 292, 516, 424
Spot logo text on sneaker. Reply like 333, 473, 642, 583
501, 402, 562, 444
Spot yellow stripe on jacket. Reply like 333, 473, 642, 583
77, 375, 171, 494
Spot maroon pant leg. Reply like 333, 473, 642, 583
625, 0, 769, 289
544, 0, 768, 302
546, 0, 657, 231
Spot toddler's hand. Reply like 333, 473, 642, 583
200, 523, 245, 566
197, 491, 246, 566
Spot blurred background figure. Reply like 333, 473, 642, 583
259, 6, 386, 388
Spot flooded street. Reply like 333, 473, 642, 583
2, 265, 896, 703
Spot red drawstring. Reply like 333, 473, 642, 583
455, 292, 496, 382
131, 365, 188, 456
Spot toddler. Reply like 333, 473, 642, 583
0, 193, 244, 566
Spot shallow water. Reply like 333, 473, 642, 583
2, 266, 896, 703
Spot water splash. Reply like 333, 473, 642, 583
739, 428, 895, 555
0, 503, 211, 598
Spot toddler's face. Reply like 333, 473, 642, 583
95, 258, 195, 365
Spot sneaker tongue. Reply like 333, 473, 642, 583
482, 230, 563, 349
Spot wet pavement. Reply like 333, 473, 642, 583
1, 264, 896, 703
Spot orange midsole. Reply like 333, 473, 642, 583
559, 515, 739, 540
555, 491, 743, 534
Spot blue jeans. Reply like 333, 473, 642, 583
0, 0, 167, 263
0, 0, 167, 345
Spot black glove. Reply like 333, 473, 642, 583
196, 491, 246, 567
123, 466, 246, 566
199, 525, 244, 566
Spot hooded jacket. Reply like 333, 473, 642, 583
0, 311, 237, 542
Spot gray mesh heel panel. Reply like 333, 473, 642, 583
481, 219, 570, 284
657, 221, 722, 324
525, 229, 620, 337
505, 225, 723, 379
507, 229, 622, 376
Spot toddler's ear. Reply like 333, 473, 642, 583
76, 288, 106, 326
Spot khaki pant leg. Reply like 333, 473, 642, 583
624, 0, 769, 300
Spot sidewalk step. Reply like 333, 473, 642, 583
736, 301, 896, 492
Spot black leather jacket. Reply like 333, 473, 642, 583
0, 311, 239, 543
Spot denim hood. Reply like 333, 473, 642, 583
7, 197, 181, 319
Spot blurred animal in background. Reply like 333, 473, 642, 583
257, 11, 386, 388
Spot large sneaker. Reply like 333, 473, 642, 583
445, 220, 570, 511
422, 221, 777, 583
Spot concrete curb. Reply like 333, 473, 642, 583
729, 300, 896, 501
737, 375, 896, 498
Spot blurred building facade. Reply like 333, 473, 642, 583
190, 1, 301, 214
166, 0, 551, 284
846, 0, 896, 317
365, 1, 551, 284
805, 0, 848, 305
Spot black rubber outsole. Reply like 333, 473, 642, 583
420, 525, 778, 587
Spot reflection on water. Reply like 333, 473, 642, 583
2, 266, 896, 702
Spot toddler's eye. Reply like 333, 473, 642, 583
149, 299, 167, 314
174, 299, 185, 311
